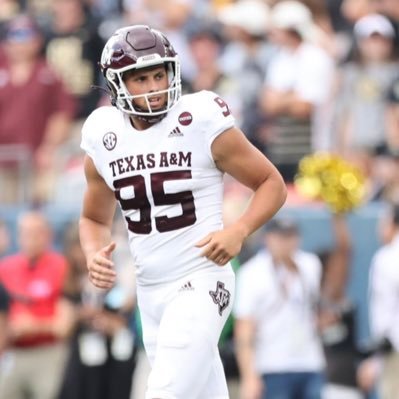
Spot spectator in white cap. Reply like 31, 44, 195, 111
218, 0, 270, 38
354, 13, 396, 39
270, 0, 322, 42
270, 0, 337, 55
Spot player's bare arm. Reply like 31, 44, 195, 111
79, 155, 118, 289
196, 127, 287, 265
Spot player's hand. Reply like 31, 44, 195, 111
196, 225, 246, 266
87, 242, 117, 289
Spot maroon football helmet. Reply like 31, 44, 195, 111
100, 25, 181, 121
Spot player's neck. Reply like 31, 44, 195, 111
129, 116, 152, 131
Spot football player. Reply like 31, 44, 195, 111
79, 25, 286, 399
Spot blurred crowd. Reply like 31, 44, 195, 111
0, 0, 399, 204
1, 0, 399, 398
1, 0, 399, 206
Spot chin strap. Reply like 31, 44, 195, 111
133, 102, 168, 124
136, 113, 167, 124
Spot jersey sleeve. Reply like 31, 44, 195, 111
198, 90, 235, 156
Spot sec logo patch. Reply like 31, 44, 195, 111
103, 132, 117, 151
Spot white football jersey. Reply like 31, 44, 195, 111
81, 90, 235, 285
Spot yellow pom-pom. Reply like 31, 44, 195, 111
294, 153, 366, 213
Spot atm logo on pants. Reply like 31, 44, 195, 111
209, 281, 230, 316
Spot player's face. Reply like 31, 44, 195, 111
123, 65, 169, 111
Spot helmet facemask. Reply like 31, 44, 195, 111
104, 54, 182, 122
